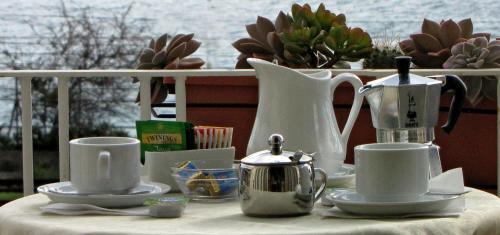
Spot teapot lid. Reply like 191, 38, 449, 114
241, 134, 313, 166
367, 56, 442, 87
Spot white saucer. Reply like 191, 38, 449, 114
327, 164, 355, 187
332, 190, 459, 216
38, 181, 171, 208
321, 188, 352, 206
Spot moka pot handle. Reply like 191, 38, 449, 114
440, 75, 467, 134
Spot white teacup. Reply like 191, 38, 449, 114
70, 137, 140, 194
355, 143, 430, 202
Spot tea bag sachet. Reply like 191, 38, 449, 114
136, 120, 195, 162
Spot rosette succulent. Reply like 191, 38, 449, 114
443, 37, 500, 105
399, 18, 490, 68
233, 3, 373, 69
135, 33, 205, 104
232, 14, 289, 68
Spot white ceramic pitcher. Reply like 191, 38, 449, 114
246, 58, 363, 175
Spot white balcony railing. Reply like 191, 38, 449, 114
0, 69, 499, 196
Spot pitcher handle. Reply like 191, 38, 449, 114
314, 168, 328, 202
330, 73, 364, 147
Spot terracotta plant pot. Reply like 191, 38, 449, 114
165, 75, 497, 190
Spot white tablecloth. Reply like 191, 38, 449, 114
1, 189, 500, 235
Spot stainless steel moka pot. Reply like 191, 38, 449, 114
359, 56, 467, 177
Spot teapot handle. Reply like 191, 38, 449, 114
313, 168, 328, 202
440, 75, 467, 134
330, 73, 364, 147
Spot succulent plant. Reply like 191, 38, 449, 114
233, 3, 373, 69
278, 3, 344, 68
232, 13, 290, 69
443, 37, 500, 105
135, 33, 205, 104
280, 3, 373, 68
363, 32, 403, 69
399, 18, 491, 68
363, 46, 403, 69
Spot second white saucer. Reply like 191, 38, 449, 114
332, 190, 460, 216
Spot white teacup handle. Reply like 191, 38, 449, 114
330, 73, 364, 147
97, 151, 111, 180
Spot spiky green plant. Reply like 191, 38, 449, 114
363, 32, 403, 69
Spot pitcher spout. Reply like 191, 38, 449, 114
247, 58, 332, 82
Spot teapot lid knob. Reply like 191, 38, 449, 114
396, 56, 412, 83
268, 134, 284, 155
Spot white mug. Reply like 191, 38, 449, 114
355, 143, 430, 202
141, 147, 235, 192
70, 137, 140, 194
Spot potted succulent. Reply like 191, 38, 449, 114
400, 18, 498, 190
233, 3, 373, 69
134, 33, 205, 110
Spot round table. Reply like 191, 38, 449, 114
1, 189, 500, 235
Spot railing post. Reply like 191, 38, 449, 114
497, 75, 500, 196
174, 76, 187, 121
57, 77, 70, 182
20, 76, 33, 196
138, 76, 151, 120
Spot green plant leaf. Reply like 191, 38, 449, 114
324, 35, 338, 50
333, 14, 346, 26
328, 26, 349, 49
284, 43, 307, 54
291, 3, 301, 20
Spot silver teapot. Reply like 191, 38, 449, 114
239, 134, 327, 217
